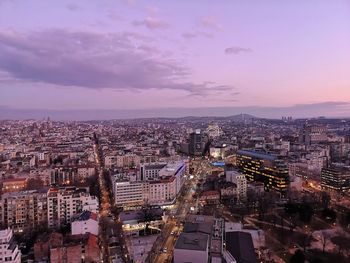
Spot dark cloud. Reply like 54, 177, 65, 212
225, 46, 252, 55
132, 17, 169, 30
0, 29, 234, 97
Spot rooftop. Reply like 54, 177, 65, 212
72, 211, 98, 222
237, 149, 277, 161
175, 233, 209, 251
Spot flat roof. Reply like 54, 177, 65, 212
175, 233, 209, 251
237, 150, 277, 161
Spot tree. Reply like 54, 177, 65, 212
299, 204, 314, 223
290, 249, 305, 263
331, 236, 350, 255
321, 208, 337, 222
26, 178, 44, 190
320, 192, 331, 210
319, 231, 330, 253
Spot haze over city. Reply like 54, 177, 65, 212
1, 0, 350, 119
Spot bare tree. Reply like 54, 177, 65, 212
320, 231, 329, 253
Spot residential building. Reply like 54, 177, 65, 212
0, 190, 48, 233
47, 187, 99, 228
225, 166, 247, 201
71, 211, 98, 236
50, 233, 100, 263
0, 228, 21, 263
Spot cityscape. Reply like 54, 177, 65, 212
1, 1, 350, 263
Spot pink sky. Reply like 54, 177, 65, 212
0, 0, 349, 117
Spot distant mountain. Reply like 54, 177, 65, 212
0, 102, 348, 120
226, 114, 257, 121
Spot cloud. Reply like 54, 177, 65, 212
132, 17, 169, 30
225, 46, 253, 55
181, 31, 213, 40
199, 16, 222, 31
0, 29, 233, 97
182, 32, 197, 40
122, 0, 136, 7
66, 4, 80, 11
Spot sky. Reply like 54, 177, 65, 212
0, 0, 350, 119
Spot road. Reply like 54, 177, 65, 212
152, 159, 206, 263
93, 139, 129, 263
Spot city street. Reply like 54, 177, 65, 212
152, 159, 205, 263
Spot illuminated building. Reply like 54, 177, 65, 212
236, 150, 289, 194
321, 164, 350, 192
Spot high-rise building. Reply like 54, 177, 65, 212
236, 150, 289, 194
189, 129, 208, 156
0, 228, 21, 263
321, 164, 350, 192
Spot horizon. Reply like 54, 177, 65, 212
1, 101, 350, 121
1, 0, 350, 118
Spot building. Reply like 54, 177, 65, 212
321, 164, 350, 192
139, 163, 166, 181
225, 232, 257, 263
1, 178, 27, 193
236, 150, 289, 194
71, 211, 98, 236
225, 166, 247, 201
199, 190, 220, 205
189, 129, 208, 156
174, 233, 209, 263
112, 161, 186, 208
299, 124, 328, 145
120, 208, 164, 237
206, 123, 223, 138
113, 180, 149, 208
174, 215, 224, 263
50, 233, 100, 263
50, 167, 77, 186
0, 228, 21, 263
0, 190, 48, 233
105, 154, 141, 168
47, 187, 99, 228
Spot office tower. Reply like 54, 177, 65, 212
321, 164, 350, 192
189, 129, 208, 156
236, 150, 289, 194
